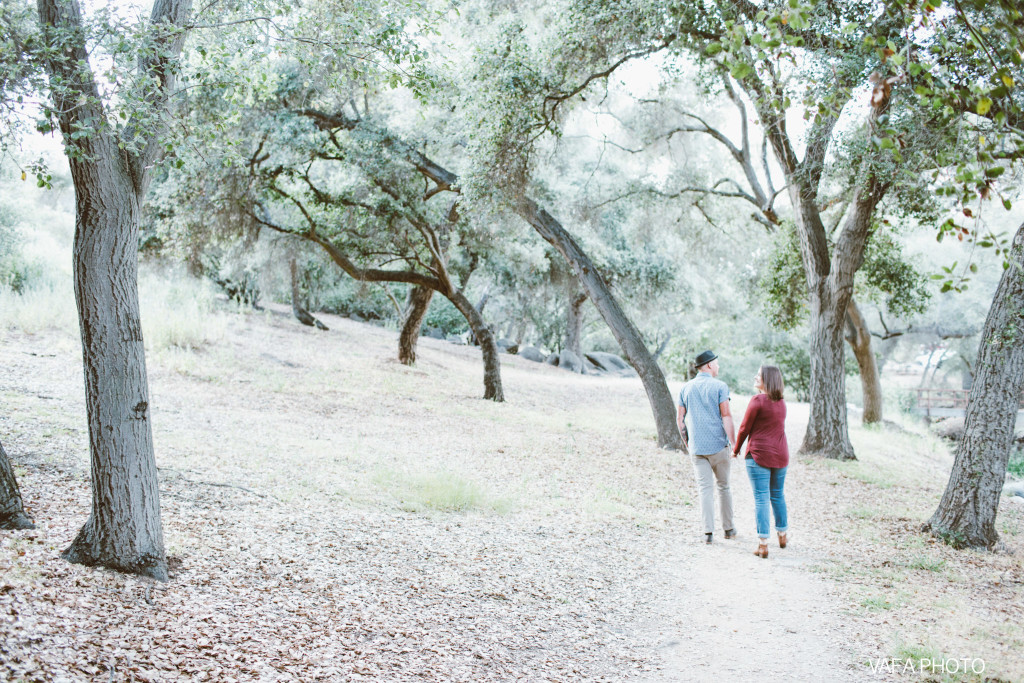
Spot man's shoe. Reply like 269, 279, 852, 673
724, 529, 737, 539
705, 533, 713, 544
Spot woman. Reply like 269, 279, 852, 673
732, 365, 789, 559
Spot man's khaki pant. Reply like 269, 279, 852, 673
692, 446, 734, 534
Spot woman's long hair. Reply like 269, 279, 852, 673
761, 365, 785, 401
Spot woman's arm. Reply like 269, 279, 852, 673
732, 397, 759, 456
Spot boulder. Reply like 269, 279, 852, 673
932, 416, 965, 441
447, 334, 466, 345
584, 356, 604, 375
586, 351, 632, 372
496, 338, 521, 355
559, 350, 584, 373
518, 346, 545, 362
585, 351, 637, 377
1003, 480, 1024, 500
544, 352, 559, 365
424, 327, 445, 340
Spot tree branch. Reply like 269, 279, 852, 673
541, 39, 675, 129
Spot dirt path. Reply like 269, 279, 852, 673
629, 468, 878, 682
646, 542, 859, 681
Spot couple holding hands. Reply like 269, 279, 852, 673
677, 350, 789, 559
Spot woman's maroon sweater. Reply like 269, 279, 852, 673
733, 393, 789, 469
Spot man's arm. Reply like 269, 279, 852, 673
676, 405, 688, 443
719, 400, 735, 449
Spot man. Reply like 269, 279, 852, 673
678, 350, 736, 543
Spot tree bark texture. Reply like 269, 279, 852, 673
60, 150, 168, 580
801, 300, 855, 459
519, 199, 684, 450
925, 221, 1024, 549
565, 291, 587, 359
399, 285, 434, 365
0, 440, 34, 530
37, 0, 192, 581
845, 298, 883, 424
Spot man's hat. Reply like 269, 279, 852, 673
694, 350, 718, 368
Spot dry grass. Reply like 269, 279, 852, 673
1, 296, 1023, 681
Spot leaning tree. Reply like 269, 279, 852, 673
146, 74, 510, 400
924, 221, 1024, 549
918, 0, 1024, 549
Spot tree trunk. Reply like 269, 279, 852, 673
0, 440, 34, 530
54, 157, 168, 579
448, 290, 504, 401
755, 73, 892, 460
925, 221, 1024, 549
801, 299, 856, 459
845, 298, 882, 424
60, 160, 168, 580
399, 285, 433, 365
289, 258, 328, 330
565, 291, 587, 359
38, 0, 192, 581
519, 199, 684, 450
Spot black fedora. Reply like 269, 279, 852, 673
694, 350, 718, 368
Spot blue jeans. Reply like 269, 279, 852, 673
745, 459, 788, 540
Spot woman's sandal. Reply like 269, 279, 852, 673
778, 532, 788, 549
754, 542, 768, 559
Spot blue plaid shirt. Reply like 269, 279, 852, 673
679, 372, 731, 455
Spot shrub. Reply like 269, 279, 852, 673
0, 284, 77, 334
1008, 446, 1024, 479
139, 272, 226, 352
423, 295, 467, 336
318, 279, 396, 321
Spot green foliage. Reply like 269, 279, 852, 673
860, 230, 931, 318
1008, 446, 1024, 479
671, 0, 1023, 283
753, 332, 858, 402
139, 273, 227, 353
0, 171, 72, 295
756, 336, 813, 402
0, 2, 47, 162
423, 295, 467, 336
0, 201, 29, 292
318, 279, 394, 321
758, 222, 806, 331
932, 525, 968, 550
759, 221, 932, 330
